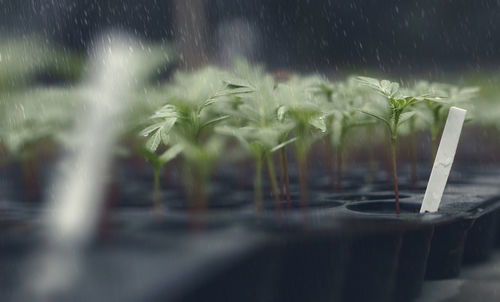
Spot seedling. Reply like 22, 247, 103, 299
312, 77, 375, 192
276, 76, 327, 206
412, 81, 478, 161
0, 88, 80, 201
357, 76, 441, 213
140, 67, 251, 212
139, 104, 184, 213
217, 124, 295, 213
217, 62, 294, 212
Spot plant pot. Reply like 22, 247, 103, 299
252, 210, 348, 302
165, 190, 252, 211
425, 195, 499, 278
423, 199, 475, 280
343, 200, 438, 302
322, 191, 415, 203
463, 197, 500, 263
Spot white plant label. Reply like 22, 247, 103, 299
420, 106, 467, 213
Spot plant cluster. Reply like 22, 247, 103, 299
139, 61, 478, 214
0, 41, 479, 214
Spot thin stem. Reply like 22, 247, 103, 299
254, 156, 263, 215
189, 165, 207, 231
281, 147, 291, 207
265, 153, 282, 213
194, 166, 207, 212
163, 162, 171, 188
153, 167, 163, 216
297, 155, 309, 208
22, 153, 40, 202
367, 127, 376, 184
431, 135, 438, 163
336, 145, 343, 193
391, 138, 401, 214
278, 151, 285, 200
409, 119, 417, 190
431, 108, 441, 164
326, 136, 335, 190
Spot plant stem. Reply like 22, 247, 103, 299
281, 147, 291, 207
367, 127, 376, 184
297, 155, 309, 208
163, 162, 171, 188
22, 153, 40, 202
431, 135, 438, 163
336, 145, 343, 193
278, 151, 284, 200
390, 138, 401, 214
409, 119, 417, 190
153, 167, 162, 215
431, 107, 441, 164
254, 156, 263, 215
265, 153, 282, 213
327, 136, 335, 190
194, 165, 207, 212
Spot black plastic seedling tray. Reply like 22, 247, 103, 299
2, 167, 500, 302
0, 225, 274, 302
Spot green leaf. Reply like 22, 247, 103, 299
270, 137, 297, 153
398, 111, 416, 125
357, 109, 391, 129
160, 132, 170, 145
150, 104, 178, 119
139, 122, 163, 137
309, 116, 326, 132
215, 125, 251, 151
159, 144, 184, 165
145, 130, 162, 152
277, 105, 288, 122
357, 76, 400, 98
200, 115, 230, 129
356, 76, 381, 88
139, 147, 160, 169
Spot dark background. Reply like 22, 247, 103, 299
1, 0, 499, 75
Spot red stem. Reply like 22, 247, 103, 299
391, 139, 401, 214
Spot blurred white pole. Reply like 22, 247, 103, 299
20, 32, 142, 302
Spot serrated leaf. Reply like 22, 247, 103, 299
145, 130, 161, 152
356, 76, 381, 88
151, 104, 178, 119
139, 122, 163, 137
277, 105, 288, 121
162, 117, 177, 133
160, 131, 169, 145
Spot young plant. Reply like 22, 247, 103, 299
357, 76, 441, 213
217, 62, 294, 212
139, 104, 184, 213
140, 67, 249, 212
276, 76, 327, 206
217, 124, 295, 214
0, 88, 80, 201
312, 77, 375, 192
413, 81, 478, 162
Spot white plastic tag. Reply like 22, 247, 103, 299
420, 106, 467, 213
